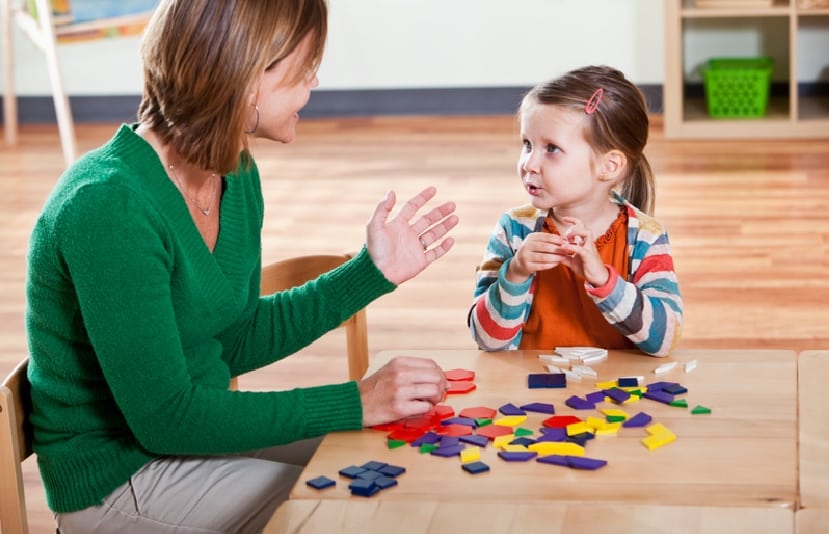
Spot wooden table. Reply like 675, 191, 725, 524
290, 349, 798, 508
797, 508, 829, 534
265, 500, 794, 534
798, 350, 829, 509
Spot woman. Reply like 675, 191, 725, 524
25, 1, 458, 532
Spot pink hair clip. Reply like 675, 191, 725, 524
585, 87, 604, 115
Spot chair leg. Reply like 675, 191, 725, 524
34, 0, 76, 165
1, 0, 18, 146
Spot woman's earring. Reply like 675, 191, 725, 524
245, 105, 260, 135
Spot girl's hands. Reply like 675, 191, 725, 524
358, 356, 448, 427
366, 187, 458, 285
508, 216, 610, 287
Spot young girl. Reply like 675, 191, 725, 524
469, 65, 682, 357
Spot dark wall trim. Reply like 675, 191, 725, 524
6, 84, 660, 123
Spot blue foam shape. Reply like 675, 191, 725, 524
498, 451, 538, 462
374, 476, 399, 489
566, 455, 608, 470
306, 475, 335, 490
338, 465, 366, 479
462, 461, 490, 474
662, 383, 688, 395
378, 464, 406, 477
348, 478, 379, 497
361, 460, 388, 471
528, 373, 566, 388
356, 470, 384, 481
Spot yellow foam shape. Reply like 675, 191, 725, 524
600, 408, 629, 419
502, 444, 530, 452
645, 423, 675, 437
528, 441, 585, 456
585, 416, 608, 430
493, 434, 516, 449
460, 447, 481, 463
595, 380, 617, 389
566, 422, 591, 436
642, 432, 676, 450
595, 422, 622, 436
494, 415, 527, 427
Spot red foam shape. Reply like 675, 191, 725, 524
542, 415, 583, 428
446, 380, 477, 394
436, 424, 474, 437
476, 424, 514, 440
431, 404, 456, 420
459, 406, 498, 420
387, 428, 428, 443
444, 368, 476, 381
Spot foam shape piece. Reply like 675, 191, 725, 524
361, 461, 388, 471
618, 377, 640, 388
539, 354, 571, 365
691, 405, 712, 415
520, 402, 555, 414
528, 441, 585, 456
493, 434, 517, 449
459, 434, 490, 447
378, 464, 406, 477
642, 432, 676, 451
585, 390, 606, 404
663, 383, 688, 395
654, 361, 678, 374
438, 424, 474, 437
643, 390, 674, 405
442, 416, 477, 428
357, 470, 384, 482
498, 451, 538, 462
410, 431, 441, 447
444, 368, 475, 381
542, 415, 582, 428
566, 395, 595, 410
494, 415, 528, 427
622, 412, 652, 428
462, 461, 490, 474
306, 476, 336, 490
499, 403, 527, 416
477, 424, 514, 440
566, 456, 608, 470
460, 447, 482, 463
684, 360, 698, 372
604, 388, 631, 404
528, 373, 567, 388
348, 478, 380, 497
537, 454, 569, 467
446, 380, 476, 394
430, 444, 466, 457
374, 477, 398, 490
338, 465, 366, 479
546, 364, 565, 374
459, 406, 498, 420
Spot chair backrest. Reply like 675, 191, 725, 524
0, 358, 32, 534
260, 253, 369, 381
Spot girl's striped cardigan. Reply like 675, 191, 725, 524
468, 194, 683, 357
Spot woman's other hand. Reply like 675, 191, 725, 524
366, 187, 458, 285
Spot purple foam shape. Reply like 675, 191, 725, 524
499, 403, 527, 416
643, 390, 675, 405
662, 383, 688, 395
498, 451, 538, 462
536, 454, 569, 467
566, 456, 607, 470
520, 402, 555, 414
528, 373, 567, 389
565, 395, 595, 410
442, 416, 477, 428
604, 388, 631, 404
509, 437, 536, 447
538, 427, 568, 441
644, 381, 673, 391
430, 444, 466, 457
459, 434, 489, 448
622, 411, 652, 428
411, 431, 441, 447
585, 390, 606, 404
438, 436, 460, 448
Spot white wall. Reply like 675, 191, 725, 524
1, 0, 826, 97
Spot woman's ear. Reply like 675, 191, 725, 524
599, 150, 627, 182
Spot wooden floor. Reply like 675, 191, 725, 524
2, 115, 828, 532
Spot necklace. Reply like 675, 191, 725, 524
167, 164, 218, 216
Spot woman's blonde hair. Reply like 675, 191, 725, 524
138, 0, 327, 174
521, 65, 656, 215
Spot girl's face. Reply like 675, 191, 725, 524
250, 33, 320, 143
517, 101, 606, 212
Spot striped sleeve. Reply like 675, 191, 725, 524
468, 208, 542, 351
586, 204, 683, 357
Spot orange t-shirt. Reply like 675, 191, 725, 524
519, 208, 634, 350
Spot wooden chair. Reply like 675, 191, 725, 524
258, 252, 370, 382
0, 358, 32, 534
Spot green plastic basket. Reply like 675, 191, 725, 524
702, 57, 774, 118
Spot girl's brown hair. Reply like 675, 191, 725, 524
138, 0, 327, 174
522, 65, 655, 215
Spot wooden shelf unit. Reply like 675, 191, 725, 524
664, 0, 829, 139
